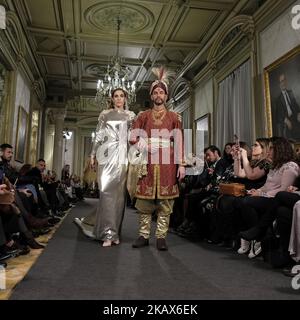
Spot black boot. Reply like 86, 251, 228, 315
26, 238, 45, 249
156, 238, 168, 251
22, 232, 45, 249
132, 236, 149, 248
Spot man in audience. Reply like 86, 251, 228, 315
176, 145, 230, 239
0, 143, 18, 183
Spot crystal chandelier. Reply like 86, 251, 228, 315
95, 18, 136, 108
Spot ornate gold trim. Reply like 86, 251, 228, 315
263, 45, 300, 138
135, 164, 179, 200
15, 106, 28, 163
263, 67, 272, 137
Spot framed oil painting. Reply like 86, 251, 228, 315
15, 106, 28, 163
264, 45, 300, 141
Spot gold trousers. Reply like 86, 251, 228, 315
135, 199, 174, 239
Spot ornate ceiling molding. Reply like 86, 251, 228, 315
67, 96, 101, 114
5, 11, 26, 63
170, 77, 191, 102
31, 78, 46, 102
84, 1, 155, 34
208, 15, 255, 64
85, 64, 108, 77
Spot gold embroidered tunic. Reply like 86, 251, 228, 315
130, 109, 184, 200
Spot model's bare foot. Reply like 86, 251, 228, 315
102, 240, 112, 247
113, 239, 120, 245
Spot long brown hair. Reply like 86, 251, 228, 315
249, 138, 270, 166
256, 137, 270, 159
108, 88, 128, 109
271, 137, 296, 169
19, 164, 32, 176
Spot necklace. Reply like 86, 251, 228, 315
152, 108, 167, 126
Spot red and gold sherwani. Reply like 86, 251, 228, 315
130, 108, 184, 241
131, 109, 184, 200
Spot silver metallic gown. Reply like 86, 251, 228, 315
82, 108, 135, 242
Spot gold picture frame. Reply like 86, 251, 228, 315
194, 113, 210, 155
264, 45, 300, 140
15, 106, 28, 163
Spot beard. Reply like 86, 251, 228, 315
154, 98, 164, 105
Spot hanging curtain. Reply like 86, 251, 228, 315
216, 59, 253, 148
182, 108, 190, 129
181, 108, 192, 158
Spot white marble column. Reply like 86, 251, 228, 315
52, 109, 66, 177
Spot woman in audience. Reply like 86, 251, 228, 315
213, 138, 270, 249
237, 137, 299, 258
272, 176, 300, 270
74, 88, 135, 247
222, 142, 234, 165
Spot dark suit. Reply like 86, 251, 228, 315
274, 89, 300, 139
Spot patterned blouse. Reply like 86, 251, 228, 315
259, 161, 300, 197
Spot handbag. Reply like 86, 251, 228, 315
219, 182, 246, 197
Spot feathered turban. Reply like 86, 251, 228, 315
149, 66, 175, 95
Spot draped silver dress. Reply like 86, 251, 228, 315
74, 108, 135, 241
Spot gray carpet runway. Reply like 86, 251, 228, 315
10, 199, 300, 300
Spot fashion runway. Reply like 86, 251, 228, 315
10, 199, 300, 300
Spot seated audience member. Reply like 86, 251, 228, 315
0, 183, 19, 267
61, 164, 71, 187
0, 179, 45, 252
176, 145, 231, 239
71, 174, 84, 201
237, 137, 299, 259
171, 149, 208, 230
24, 159, 49, 211
261, 175, 300, 270
216, 138, 271, 252
222, 142, 234, 165
0, 143, 18, 184
17, 164, 38, 202
42, 170, 60, 216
